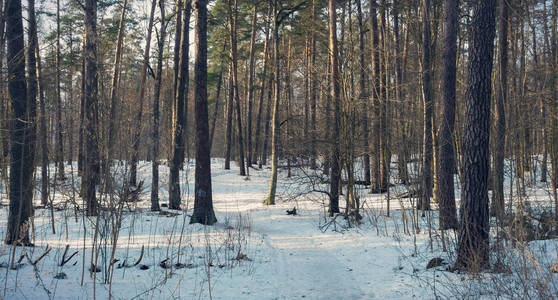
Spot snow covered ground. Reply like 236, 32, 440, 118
0, 158, 557, 299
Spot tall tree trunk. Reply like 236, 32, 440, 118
309, 0, 317, 170
491, 0, 508, 217
151, 0, 166, 211
246, 6, 257, 168
265, 0, 281, 205
228, 0, 246, 176
84, 0, 100, 216
254, 5, 271, 167
224, 64, 234, 169
261, 62, 273, 168
106, 0, 128, 191
169, 0, 191, 209
328, 0, 341, 216
190, 0, 217, 225
356, 0, 370, 184
438, 0, 458, 230
420, 0, 433, 212
5, 0, 35, 245
209, 67, 223, 153
369, 0, 381, 194
551, 0, 558, 225
55, 0, 65, 180
454, 0, 496, 271
130, 0, 157, 187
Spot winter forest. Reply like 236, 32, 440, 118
0, 0, 558, 298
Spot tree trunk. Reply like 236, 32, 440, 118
328, 0, 341, 216
129, 0, 157, 187
265, 0, 281, 206
309, 0, 317, 170
84, 0, 100, 216
420, 0, 433, 212
55, 0, 65, 180
228, 0, 246, 176
369, 0, 381, 194
106, 0, 128, 191
190, 0, 217, 225
254, 5, 271, 167
5, 0, 35, 245
438, 0, 458, 230
224, 64, 233, 169
454, 0, 496, 271
246, 6, 257, 168
491, 0, 508, 217
169, 0, 191, 209
151, 0, 165, 211
209, 66, 223, 153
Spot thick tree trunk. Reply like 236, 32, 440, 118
438, 0, 458, 230
84, 0, 100, 216
491, 0, 508, 217
328, 0, 341, 216
454, 0, 496, 271
5, 0, 35, 245
191, 0, 217, 225
169, 0, 191, 209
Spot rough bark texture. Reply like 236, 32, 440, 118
246, 7, 257, 167
224, 64, 233, 170
190, 0, 217, 225
5, 0, 34, 245
438, 0, 458, 230
491, 0, 508, 217
84, 0, 100, 216
369, 0, 381, 194
254, 6, 271, 168
55, 0, 65, 180
455, 0, 496, 271
169, 0, 191, 209
328, 0, 340, 216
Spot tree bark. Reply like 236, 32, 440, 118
438, 0, 458, 230
84, 0, 100, 216
169, 0, 191, 209
356, 0, 370, 184
491, 0, 508, 217
246, 6, 258, 168
55, 0, 65, 180
328, 0, 341, 216
454, 0, 496, 271
190, 0, 217, 225
224, 64, 233, 169
254, 5, 271, 167
369, 0, 382, 194
420, 0, 433, 212
151, 0, 166, 211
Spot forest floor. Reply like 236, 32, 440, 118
0, 158, 557, 299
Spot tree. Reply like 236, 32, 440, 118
191, 0, 217, 225
328, 0, 341, 216
420, 0, 433, 212
169, 0, 192, 210
491, 0, 508, 217
84, 0, 100, 216
151, 0, 166, 211
55, 0, 65, 180
227, 0, 246, 176
129, 0, 157, 187
454, 0, 497, 271
5, 0, 35, 245
438, 0, 458, 230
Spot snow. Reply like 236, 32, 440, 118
0, 158, 556, 299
